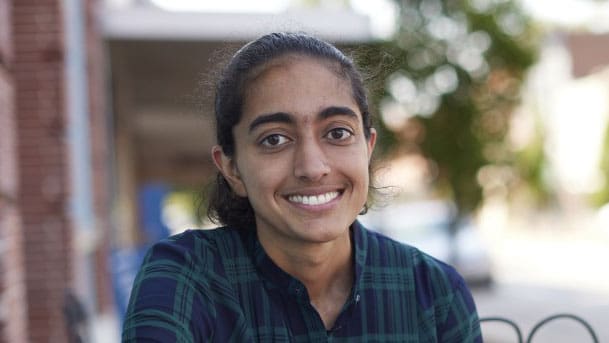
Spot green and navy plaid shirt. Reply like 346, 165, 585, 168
123, 221, 481, 342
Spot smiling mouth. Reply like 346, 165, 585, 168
287, 191, 340, 206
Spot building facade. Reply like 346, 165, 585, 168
0, 0, 113, 341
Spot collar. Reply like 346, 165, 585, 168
242, 220, 369, 300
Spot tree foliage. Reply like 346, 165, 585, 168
357, 0, 539, 215
592, 120, 609, 206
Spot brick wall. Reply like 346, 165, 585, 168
2, 0, 112, 340
12, 0, 72, 341
0, 0, 28, 341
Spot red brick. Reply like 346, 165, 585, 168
0, 0, 11, 66
4, 0, 112, 341
13, 0, 71, 340
0, 4, 28, 341
0, 143, 27, 343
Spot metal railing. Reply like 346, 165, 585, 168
480, 313, 599, 343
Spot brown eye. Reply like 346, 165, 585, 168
261, 134, 289, 147
327, 128, 353, 141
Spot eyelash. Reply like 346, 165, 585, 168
325, 128, 354, 141
259, 127, 354, 149
260, 134, 290, 148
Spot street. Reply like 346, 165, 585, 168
474, 210, 609, 342
474, 283, 608, 342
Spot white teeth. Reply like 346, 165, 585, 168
288, 192, 339, 205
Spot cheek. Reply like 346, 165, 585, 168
237, 155, 288, 193
331, 153, 370, 199
337, 148, 370, 177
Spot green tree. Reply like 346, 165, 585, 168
358, 0, 539, 218
592, 120, 609, 206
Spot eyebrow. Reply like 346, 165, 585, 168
248, 112, 294, 133
247, 106, 359, 133
319, 106, 358, 120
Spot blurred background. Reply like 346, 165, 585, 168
1, 0, 608, 342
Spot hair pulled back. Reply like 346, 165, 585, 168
207, 32, 373, 229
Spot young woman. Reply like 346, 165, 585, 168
122, 32, 482, 342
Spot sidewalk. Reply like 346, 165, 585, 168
475, 206, 609, 342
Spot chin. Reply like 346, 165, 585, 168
296, 219, 351, 240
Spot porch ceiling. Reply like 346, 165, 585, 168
109, 40, 233, 186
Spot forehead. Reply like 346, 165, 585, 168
246, 54, 344, 84
241, 56, 357, 120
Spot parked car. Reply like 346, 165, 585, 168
358, 200, 493, 287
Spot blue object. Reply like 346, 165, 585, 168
138, 183, 171, 243
110, 247, 148, 323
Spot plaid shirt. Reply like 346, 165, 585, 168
123, 221, 481, 342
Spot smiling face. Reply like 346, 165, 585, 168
212, 55, 376, 250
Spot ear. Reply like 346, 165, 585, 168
211, 145, 248, 197
366, 128, 377, 161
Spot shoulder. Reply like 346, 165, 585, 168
369, 229, 472, 305
360, 224, 434, 271
164, 226, 244, 250
404, 242, 480, 341
358, 221, 467, 290
356, 222, 481, 341
144, 226, 245, 264
129, 227, 245, 300
122, 227, 246, 342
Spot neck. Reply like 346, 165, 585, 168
257, 226, 354, 300
293, 239, 353, 301
258, 228, 354, 329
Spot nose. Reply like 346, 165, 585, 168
293, 137, 330, 182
